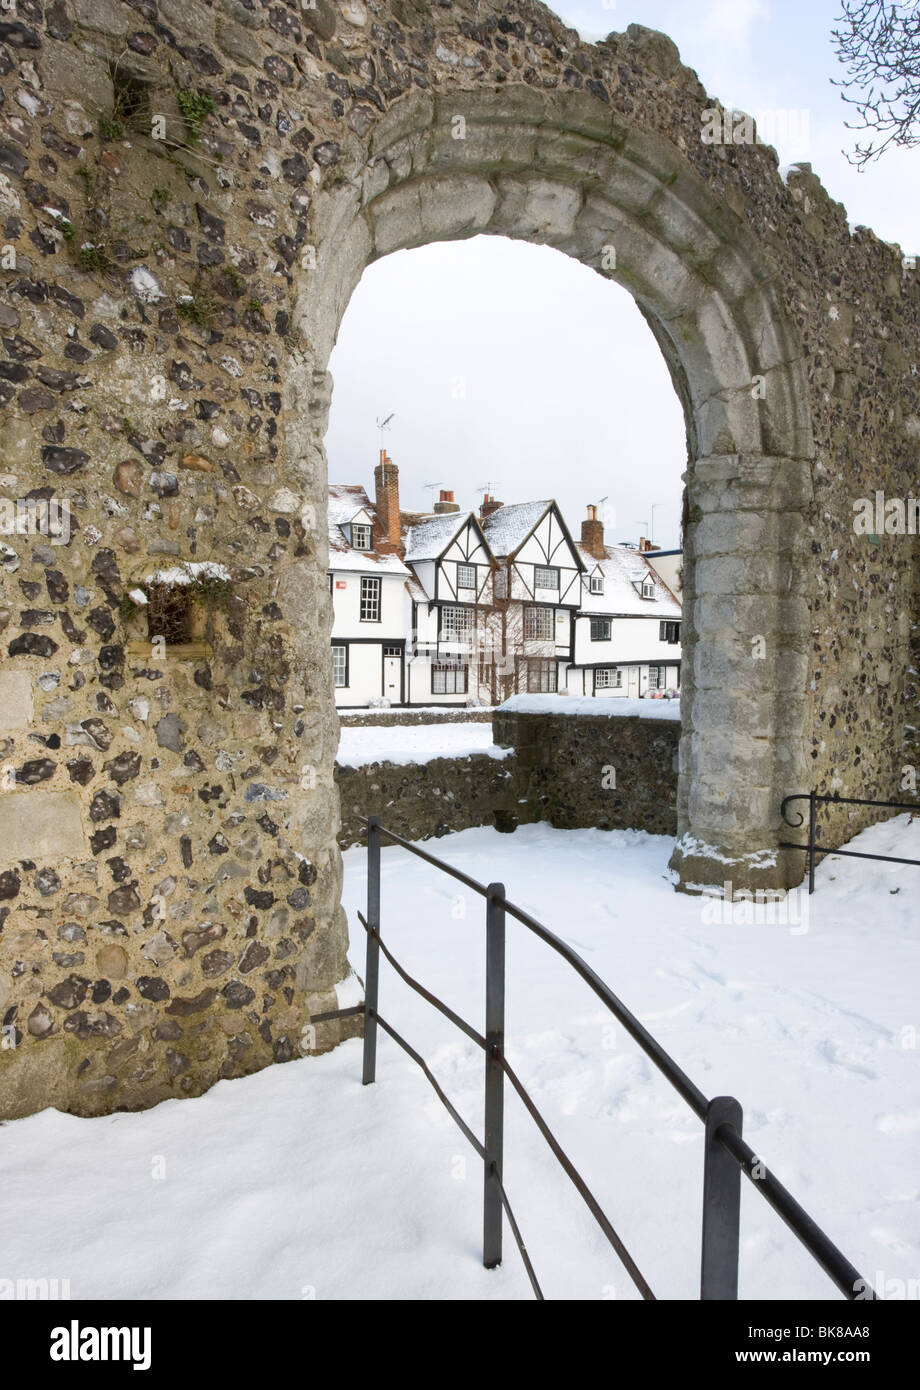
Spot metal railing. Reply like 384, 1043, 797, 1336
780, 790, 920, 893
319, 815, 877, 1301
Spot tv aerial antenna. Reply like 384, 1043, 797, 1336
376, 412, 395, 449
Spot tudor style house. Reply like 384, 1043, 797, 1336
328, 455, 682, 707
327, 466, 412, 708
401, 504, 494, 704
566, 506, 682, 698
479, 497, 584, 699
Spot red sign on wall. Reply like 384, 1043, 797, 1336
335, 581, 347, 589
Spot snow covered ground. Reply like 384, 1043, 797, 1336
336, 721, 512, 766
2, 818, 918, 1301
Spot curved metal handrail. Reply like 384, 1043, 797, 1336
780, 792, 810, 828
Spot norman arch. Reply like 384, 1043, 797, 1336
296, 86, 816, 892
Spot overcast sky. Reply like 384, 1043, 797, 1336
326, 0, 919, 552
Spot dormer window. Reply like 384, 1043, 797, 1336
352, 523, 372, 551
589, 574, 603, 595
633, 577, 655, 599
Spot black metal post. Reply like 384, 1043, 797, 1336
807, 789, 817, 895
700, 1095, 743, 1300
362, 815, 381, 1086
483, 882, 506, 1269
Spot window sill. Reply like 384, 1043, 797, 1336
126, 641, 212, 660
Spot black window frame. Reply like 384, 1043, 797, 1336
332, 644, 348, 688
534, 564, 560, 591
590, 617, 612, 642
439, 604, 474, 642
432, 658, 468, 695
524, 605, 555, 641
360, 575, 381, 623
524, 657, 558, 693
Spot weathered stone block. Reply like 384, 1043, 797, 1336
0, 671, 33, 729
0, 790, 85, 865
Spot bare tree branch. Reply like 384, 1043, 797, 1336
832, 0, 920, 166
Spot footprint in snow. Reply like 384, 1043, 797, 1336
877, 1111, 920, 1136
817, 1038, 878, 1080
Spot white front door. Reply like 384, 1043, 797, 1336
627, 666, 640, 698
383, 652, 401, 703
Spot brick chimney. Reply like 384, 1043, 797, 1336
638, 537, 660, 553
433, 489, 460, 515
480, 493, 503, 518
581, 504, 605, 560
374, 449, 401, 555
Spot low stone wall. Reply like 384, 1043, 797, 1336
335, 706, 681, 849
494, 707, 681, 836
335, 754, 516, 849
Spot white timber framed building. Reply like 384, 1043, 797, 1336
328, 455, 682, 708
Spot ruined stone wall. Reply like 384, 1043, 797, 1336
0, 0, 917, 1118
787, 166, 920, 842
493, 708, 680, 836
335, 750, 515, 846
335, 709, 679, 848
0, 0, 361, 1119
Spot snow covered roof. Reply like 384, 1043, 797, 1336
480, 499, 552, 557
402, 510, 472, 562
327, 485, 410, 575
574, 543, 681, 616
405, 575, 428, 604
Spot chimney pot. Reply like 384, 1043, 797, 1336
433, 486, 460, 515
374, 452, 402, 556
581, 504, 605, 560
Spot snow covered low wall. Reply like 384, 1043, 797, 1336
335, 755, 518, 849
494, 699, 681, 837
335, 700, 681, 847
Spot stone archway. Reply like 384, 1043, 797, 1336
296, 86, 815, 893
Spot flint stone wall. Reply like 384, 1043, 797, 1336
0, 0, 916, 1118
335, 751, 515, 846
335, 707, 680, 846
494, 707, 680, 836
